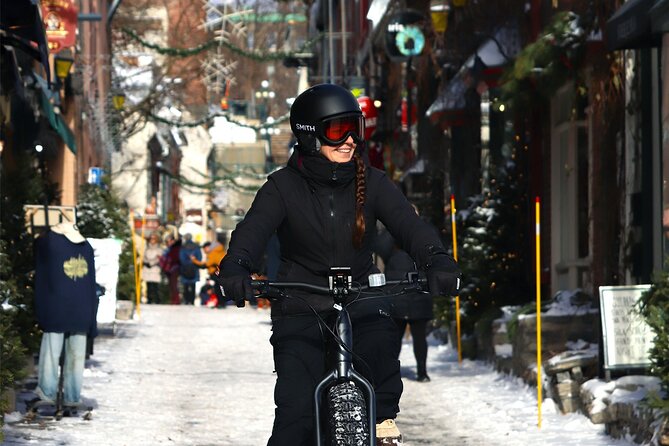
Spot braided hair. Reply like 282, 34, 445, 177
352, 152, 366, 249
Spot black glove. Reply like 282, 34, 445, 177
426, 268, 461, 297
216, 273, 253, 307
425, 253, 461, 297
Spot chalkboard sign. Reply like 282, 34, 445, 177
599, 285, 654, 370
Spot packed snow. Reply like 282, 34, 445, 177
2, 304, 645, 445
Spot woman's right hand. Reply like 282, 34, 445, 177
216, 273, 253, 307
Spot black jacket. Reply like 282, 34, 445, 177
221, 150, 455, 318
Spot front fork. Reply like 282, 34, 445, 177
313, 307, 376, 446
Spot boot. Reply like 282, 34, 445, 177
376, 419, 403, 445
416, 372, 431, 382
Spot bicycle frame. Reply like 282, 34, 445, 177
313, 268, 376, 445
249, 268, 425, 445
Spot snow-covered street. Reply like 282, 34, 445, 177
3, 304, 638, 445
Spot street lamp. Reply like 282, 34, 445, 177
254, 79, 275, 121
260, 116, 280, 171
112, 90, 126, 110
53, 49, 74, 88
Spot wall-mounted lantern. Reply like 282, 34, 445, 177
53, 49, 74, 85
112, 91, 126, 111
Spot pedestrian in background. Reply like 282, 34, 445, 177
142, 233, 163, 304
385, 239, 434, 382
376, 205, 436, 382
192, 236, 226, 306
179, 233, 201, 305
160, 234, 181, 305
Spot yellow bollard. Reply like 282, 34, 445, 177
535, 197, 542, 428
136, 214, 146, 306
450, 194, 462, 364
129, 212, 141, 319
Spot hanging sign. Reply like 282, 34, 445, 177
396, 25, 425, 57
42, 0, 77, 54
385, 9, 427, 61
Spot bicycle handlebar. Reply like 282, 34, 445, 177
250, 278, 428, 297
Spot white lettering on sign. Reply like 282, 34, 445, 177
387, 23, 405, 32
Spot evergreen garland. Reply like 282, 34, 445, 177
500, 11, 588, 110
122, 27, 321, 61
148, 110, 289, 129
161, 164, 268, 194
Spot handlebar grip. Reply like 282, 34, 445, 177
250, 279, 267, 289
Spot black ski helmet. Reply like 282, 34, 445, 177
290, 83, 364, 154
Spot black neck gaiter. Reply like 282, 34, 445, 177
288, 149, 357, 188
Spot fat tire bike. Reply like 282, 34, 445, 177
249, 267, 426, 446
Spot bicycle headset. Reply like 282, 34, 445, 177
289, 83, 366, 154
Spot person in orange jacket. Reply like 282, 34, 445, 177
191, 241, 226, 276
192, 235, 227, 307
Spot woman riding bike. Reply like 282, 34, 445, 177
218, 83, 461, 446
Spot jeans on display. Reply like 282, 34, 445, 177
36, 332, 87, 405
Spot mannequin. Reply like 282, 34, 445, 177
50, 222, 86, 243
33, 222, 98, 407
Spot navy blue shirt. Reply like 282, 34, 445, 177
34, 231, 98, 335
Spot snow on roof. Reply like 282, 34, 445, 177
209, 116, 257, 144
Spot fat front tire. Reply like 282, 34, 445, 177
327, 381, 370, 445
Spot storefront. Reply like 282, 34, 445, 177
607, 0, 667, 276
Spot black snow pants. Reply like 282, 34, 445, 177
267, 305, 402, 446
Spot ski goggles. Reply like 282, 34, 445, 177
320, 114, 366, 146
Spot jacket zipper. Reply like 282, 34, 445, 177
329, 163, 338, 266
329, 191, 336, 265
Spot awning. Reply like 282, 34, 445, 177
399, 158, 425, 182
463, 25, 521, 88
650, 0, 669, 33
0, 0, 51, 83
605, 0, 662, 50
426, 67, 477, 128
426, 25, 520, 128
35, 75, 77, 154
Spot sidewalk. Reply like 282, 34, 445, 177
2, 305, 649, 445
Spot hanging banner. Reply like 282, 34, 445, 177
42, 0, 77, 54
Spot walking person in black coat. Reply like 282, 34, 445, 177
384, 238, 434, 382
376, 205, 436, 383
217, 84, 460, 445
